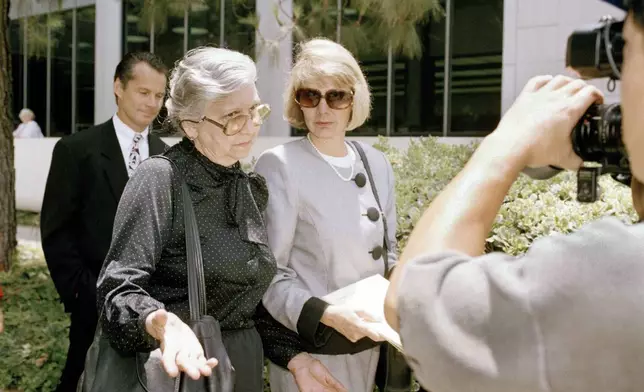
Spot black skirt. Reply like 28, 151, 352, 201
222, 327, 264, 392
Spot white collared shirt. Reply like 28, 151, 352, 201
317, 142, 356, 168
112, 114, 150, 167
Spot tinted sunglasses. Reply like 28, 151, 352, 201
294, 88, 354, 110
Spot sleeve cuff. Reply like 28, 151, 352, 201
137, 305, 164, 352
296, 296, 332, 347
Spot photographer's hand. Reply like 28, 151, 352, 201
385, 75, 603, 331
494, 75, 604, 170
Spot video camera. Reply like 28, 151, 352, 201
567, 15, 631, 202
525, 15, 631, 202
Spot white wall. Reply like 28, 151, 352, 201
14, 136, 481, 212
502, 0, 626, 114
94, 0, 122, 125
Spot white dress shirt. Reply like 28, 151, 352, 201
317, 143, 356, 168
112, 114, 150, 167
13, 121, 44, 138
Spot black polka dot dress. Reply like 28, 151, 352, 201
96, 137, 281, 391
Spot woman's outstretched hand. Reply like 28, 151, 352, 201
145, 309, 218, 380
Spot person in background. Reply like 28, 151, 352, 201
13, 108, 44, 138
40, 52, 168, 392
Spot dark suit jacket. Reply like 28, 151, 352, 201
40, 119, 167, 312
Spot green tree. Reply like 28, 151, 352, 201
251, 0, 443, 60
129, 0, 444, 60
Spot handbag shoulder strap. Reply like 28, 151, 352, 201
153, 156, 206, 321
349, 141, 392, 277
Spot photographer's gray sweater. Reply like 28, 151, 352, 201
396, 217, 644, 392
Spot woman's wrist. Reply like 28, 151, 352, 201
319, 304, 336, 327
287, 352, 314, 373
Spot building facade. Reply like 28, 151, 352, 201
8, 0, 624, 139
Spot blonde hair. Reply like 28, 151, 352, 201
284, 38, 371, 131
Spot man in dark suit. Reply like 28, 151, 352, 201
40, 52, 168, 392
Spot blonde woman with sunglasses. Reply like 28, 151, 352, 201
254, 38, 400, 392
95, 47, 342, 391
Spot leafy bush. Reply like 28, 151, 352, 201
0, 242, 69, 392
374, 136, 638, 254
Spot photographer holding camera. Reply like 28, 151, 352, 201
383, 0, 644, 391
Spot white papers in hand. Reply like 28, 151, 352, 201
322, 274, 403, 352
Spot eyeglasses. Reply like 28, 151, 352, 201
294, 88, 354, 110
180, 103, 271, 136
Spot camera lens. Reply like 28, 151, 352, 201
572, 103, 625, 164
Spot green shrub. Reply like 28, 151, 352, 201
373, 136, 638, 255
0, 242, 69, 392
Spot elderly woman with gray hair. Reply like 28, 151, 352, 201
13, 108, 43, 138
96, 47, 346, 392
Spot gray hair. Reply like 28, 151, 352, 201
19, 108, 35, 120
165, 46, 257, 128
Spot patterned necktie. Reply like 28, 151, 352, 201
127, 134, 143, 177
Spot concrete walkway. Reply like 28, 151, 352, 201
17, 225, 40, 242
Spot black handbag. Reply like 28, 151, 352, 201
77, 156, 235, 392
350, 141, 414, 392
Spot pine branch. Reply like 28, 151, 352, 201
126, 0, 446, 63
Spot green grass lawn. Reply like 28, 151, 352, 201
0, 243, 274, 392
16, 211, 39, 228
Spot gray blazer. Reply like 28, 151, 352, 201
254, 138, 397, 334
255, 138, 398, 391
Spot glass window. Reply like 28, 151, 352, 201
340, 1, 393, 135
50, 9, 73, 136
449, 0, 503, 133
224, 0, 256, 58
392, 13, 446, 135
24, 14, 48, 135
154, 4, 186, 68
188, 0, 220, 50
124, 0, 151, 53
147, 4, 186, 133
357, 59, 390, 135
10, 19, 24, 129
76, 6, 95, 132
